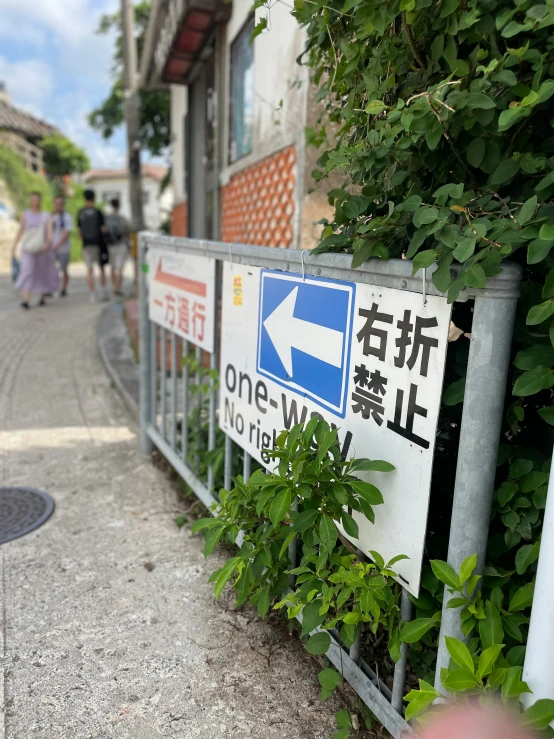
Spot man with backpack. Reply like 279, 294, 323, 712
78, 189, 108, 302
105, 198, 130, 298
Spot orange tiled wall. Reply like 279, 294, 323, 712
171, 201, 188, 236
221, 146, 296, 248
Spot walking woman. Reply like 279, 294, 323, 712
11, 192, 58, 309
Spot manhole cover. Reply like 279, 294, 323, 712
0, 487, 55, 544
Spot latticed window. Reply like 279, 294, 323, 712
229, 18, 255, 164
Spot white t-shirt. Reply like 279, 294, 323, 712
52, 212, 73, 255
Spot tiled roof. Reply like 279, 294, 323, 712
85, 164, 168, 182
0, 101, 57, 140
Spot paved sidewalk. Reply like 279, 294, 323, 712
0, 289, 339, 738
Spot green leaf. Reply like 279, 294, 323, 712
442, 667, 479, 692
453, 237, 476, 262
203, 525, 225, 557
341, 510, 359, 538
513, 366, 554, 396
333, 730, 349, 739
430, 559, 460, 589
412, 249, 437, 274
490, 158, 520, 185
335, 709, 352, 730
501, 666, 531, 701
306, 631, 332, 655
509, 582, 535, 612
520, 471, 547, 493
351, 459, 395, 472
366, 99, 386, 115
536, 170, 554, 191
515, 543, 539, 575
443, 378, 466, 406
467, 137, 486, 168
269, 488, 292, 525
539, 406, 554, 425
293, 508, 319, 532
256, 586, 270, 618
498, 106, 528, 132
518, 195, 538, 226
318, 667, 342, 691
480, 602, 504, 649
528, 300, 554, 325
459, 554, 477, 585
213, 558, 240, 598
497, 481, 519, 506
465, 93, 495, 109
477, 644, 504, 680
540, 223, 554, 240
348, 480, 384, 505
528, 238, 554, 265
318, 515, 338, 552
514, 345, 554, 370
433, 257, 453, 292
413, 208, 439, 228
301, 600, 326, 636
445, 636, 476, 674
405, 689, 438, 721
510, 459, 533, 478
465, 263, 487, 289
521, 699, 554, 730
400, 616, 438, 643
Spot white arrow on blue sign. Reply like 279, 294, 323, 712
256, 270, 356, 417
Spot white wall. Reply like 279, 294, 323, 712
221, 0, 307, 183
170, 84, 187, 204
88, 176, 171, 231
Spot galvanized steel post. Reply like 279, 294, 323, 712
435, 288, 519, 690
139, 234, 153, 456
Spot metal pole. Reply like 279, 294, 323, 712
121, 0, 144, 235
224, 434, 233, 491
522, 449, 554, 707
182, 339, 189, 463
138, 235, 152, 455
161, 327, 167, 440
392, 589, 412, 711
171, 331, 177, 451
435, 293, 519, 691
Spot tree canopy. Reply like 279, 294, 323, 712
39, 133, 90, 177
88, 1, 170, 157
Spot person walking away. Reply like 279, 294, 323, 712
52, 195, 73, 297
78, 189, 108, 303
11, 192, 58, 309
105, 198, 130, 297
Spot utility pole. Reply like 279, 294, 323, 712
121, 0, 144, 235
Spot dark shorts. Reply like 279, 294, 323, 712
56, 252, 70, 273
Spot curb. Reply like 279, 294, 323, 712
97, 303, 140, 424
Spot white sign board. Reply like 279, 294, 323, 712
219, 264, 451, 596
148, 247, 216, 353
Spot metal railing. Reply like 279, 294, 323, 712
138, 233, 522, 737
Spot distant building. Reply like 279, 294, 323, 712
0, 82, 57, 174
140, 1, 331, 249
84, 164, 174, 231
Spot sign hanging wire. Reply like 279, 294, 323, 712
301, 249, 310, 282
422, 267, 427, 306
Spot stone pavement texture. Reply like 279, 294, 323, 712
0, 280, 339, 738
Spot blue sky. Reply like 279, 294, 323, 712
0, 0, 130, 167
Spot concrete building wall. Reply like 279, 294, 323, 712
170, 84, 187, 205
87, 176, 171, 231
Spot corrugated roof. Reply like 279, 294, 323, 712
0, 101, 57, 140
85, 164, 168, 182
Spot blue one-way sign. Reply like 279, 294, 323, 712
256, 270, 356, 417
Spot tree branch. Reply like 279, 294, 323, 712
402, 12, 426, 69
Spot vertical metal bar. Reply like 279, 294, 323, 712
138, 235, 152, 455
435, 293, 519, 691
207, 350, 217, 491
150, 320, 157, 431
243, 451, 251, 482
224, 433, 233, 491
207, 259, 220, 492
171, 331, 177, 451
182, 339, 189, 463
349, 633, 361, 666
195, 345, 202, 473
161, 327, 167, 440
392, 589, 413, 711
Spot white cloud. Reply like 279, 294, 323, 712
0, 57, 54, 106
